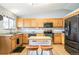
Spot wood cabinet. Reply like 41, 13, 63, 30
18, 34, 23, 45
0, 34, 23, 54
24, 19, 32, 27
53, 19, 64, 28
62, 33, 65, 44
0, 36, 16, 54
22, 34, 28, 44
54, 33, 63, 44
37, 19, 44, 27
31, 19, 36, 27
16, 18, 24, 28
11, 36, 17, 50
16, 18, 64, 28
31, 19, 39, 27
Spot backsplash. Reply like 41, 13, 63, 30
19, 28, 44, 33
18, 28, 64, 33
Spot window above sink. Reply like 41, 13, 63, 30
3, 16, 16, 29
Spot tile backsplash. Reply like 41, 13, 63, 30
18, 28, 64, 34
19, 28, 44, 33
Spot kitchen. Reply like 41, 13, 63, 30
0, 3, 79, 55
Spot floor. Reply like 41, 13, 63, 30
11, 44, 70, 55
53, 44, 69, 55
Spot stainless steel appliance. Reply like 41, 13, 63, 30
65, 15, 79, 55
43, 23, 54, 43
44, 23, 53, 28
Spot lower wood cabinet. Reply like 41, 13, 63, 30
0, 34, 23, 54
11, 36, 17, 50
0, 36, 15, 54
19, 34, 23, 45
22, 34, 28, 44
54, 33, 64, 44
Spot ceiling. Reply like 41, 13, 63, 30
0, 3, 79, 18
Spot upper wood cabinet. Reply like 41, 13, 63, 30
30, 18, 45, 28
16, 18, 24, 28
31, 19, 38, 27
16, 18, 64, 28
36, 19, 44, 27
24, 19, 32, 27
53, 18, 64, 28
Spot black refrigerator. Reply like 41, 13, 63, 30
65, 14, 79, 55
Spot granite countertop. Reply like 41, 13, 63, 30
0, 34, 14, 36
0, 32, 23, 36
0, 28, 65, 36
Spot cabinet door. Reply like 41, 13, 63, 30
11, 36, 16, 50
24, 19, 31, 27
31, 19, 38, 27
54, 33, 62, 44
23, 34, 28, 44
0, 36, 12, 54
16, 18, 24, 27
37, 19, 44, 27
58, 19, 64, 28
53, 19, 57, 28
19, 34, 23, 45
53, 19, 64, 28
